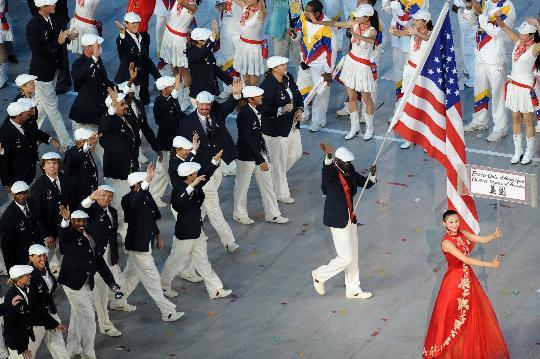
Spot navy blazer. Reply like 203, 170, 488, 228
187, 39, 233, 97
114, 32, 160, 86
0, 120, 40, 187
2, 285, 34, 354
168, 153, 219, 190
84, 202, 120, 266
153, 94, 184, 151
126, 97, 160, 152
99, 114, 138, 180
236, 105, 267, 165
172, 180, 208, 240
28, 264, 59, 329
63, 146, 98, 210
122, 189, 161, 252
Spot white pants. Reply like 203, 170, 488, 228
149, 151, 170, 202
35, 74, 73, 148
105, 178, 131, 239
0, 299, 8, 358
201, 167, 236, 248
114, 249, 176, 316
70, 122, 104, 168
472, 60, 508, 133
48, 246, 62, 271
63, 284, 96, 358
298, 63, 330, 128
263, 128, 302, 200
161, 232, 224, 296
392, 47, 409, 105
93, 244, 121, 332
458, 16, 476, 80
7, 317, 69, 359
155, 15, 168, 57
233, 159, 281, 220
313, 220, 361, 294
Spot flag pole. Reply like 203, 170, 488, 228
353, 1, 452, 213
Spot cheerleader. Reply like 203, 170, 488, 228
215, 0, 242, 98
154, 0, 174, 65
232, 0, 267, 86
67, 0, 101, 55
496, 17, 540, 165
160, 0, 198, 110
0, 0, 11, 88
390, 9, 432, 149
309, 4, 379, 141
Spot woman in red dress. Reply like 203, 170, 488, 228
423, 210, 510, 359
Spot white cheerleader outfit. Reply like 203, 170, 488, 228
340, 25, 376, 93
402, 34, 430, 91
0, 0, 13, 42
160, 1, 195, 68
505, 45, 538, 113
67, 0, 101, 54
233, 9, 265, 76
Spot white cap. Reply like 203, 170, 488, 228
177, 162, 201, 177
353, 4, 374, 17
9, 265, 33, 279
34, 0, 57, 7
124, 12, 141, 23
242, 86, 264, 98
195, 91, 215, 104
80, 33, 104, 47
517, 21, 537, 35
74, 128, 94, 141
11, 181, 30, 194
15, 74, 38, 87
413, 9, 431, 22
28, 244, 48, 256
98, 184, 115, 193
16, 98, 36, 110
172, 136, 193, 149
105, 93, 127, 108
118, 81, 134, 94
191, 28, 212, 41
335, 147, 355, 162
127, 172, 147, 186
155, 76, 176, 91
71, 210, 89, 219
42, 152, 61, 160
7, 102, 27, 117
267, 56, 289, 69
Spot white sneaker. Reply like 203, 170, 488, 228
346, 290, 373, 299
266, 215, 289, 224
463, 121, 488, 132
486, 130, 507, 142
233, 216, 255, 225
226, 243, 240, 253
100, 327, 122, 337
209, 288, 232, 299
336, 104, 350, 116
400, 141, 412, 149
311, 271, 325, 295
163, 288, 179, 298
277, 197, 295, 204
162, 311, 185, 322
110, 303, 138, 312
179, 272, 203, 283
154, 199, 167, 208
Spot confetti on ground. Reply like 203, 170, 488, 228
500, 204, 514, 208
512, 290, 520, 296
169, 354, 176, 357
387, 182, 409, 187
381, 318, 388, 322
339, 309, 346, 315
281, 302, 288, 305
302, 151, 310, 155
250, 250, 257, 256
297, 227, 308, 236
167, 332, 176, 336
273, 336, 280, 342
413, 198, 421, 203
499, 253, 506, 257
259, 264, 265, 267
500, 288, 510, 296
331, 310, 337, 314
415, 227, 422, 233
433, 265, 441, 273
401, 238, 407, 242
385, 251, 392, 255
208, 312, 218, 317
299, 352, 305, 357
407, 174, 415, 178
371, 331, 380, 337
376, 199, 387, 205
378, 268, 385, 276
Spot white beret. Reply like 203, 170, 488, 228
9, 265, 33, 279
155, 76, 175, 91
172, 136, 193, 149
15, 74, 38, 87
34, 0, 57, 7
195, 91, 214, 104
105, 93, 127, 108
127, 172, 147, 186
335, 147, 355, 162
413, 10, 431, 22
81, 34, 104, 47
267, 56, 289, 69
71, 210, 89, 219
7, 102, 26, 117
11, 181, 30, 194
74, 128, 94, 141
42, 152, 61, 160
177, 162, 201, 177
28, 244, 49, 256
118, 81, 134, 94
124, 12, 142, 23
98, 184, 115, 193
353, 4, 374, 18
191, 28, 213, 41
16, 98, 36, 110
242, 86, 264, 98
517, 21, 537, 35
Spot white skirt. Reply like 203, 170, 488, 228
67, 18, 98, 54
233, 40, 265, 76
1, 13, 13, 42
160, 30, 188, 68
505, 82, 536, 113
339, 55, 375, 93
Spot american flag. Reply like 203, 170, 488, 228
392, 8, 480, 234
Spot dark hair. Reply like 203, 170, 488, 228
40, 159, 63, 173
306, 0, 323, 14
442, 209, 458, 222
427, 20, 434, 31
534, 31, 540, 72
238, 97, 249, 108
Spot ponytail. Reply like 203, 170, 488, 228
427, 20, 434, 31
534, 31, 540, 72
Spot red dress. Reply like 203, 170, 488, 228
423, 231, 510, 358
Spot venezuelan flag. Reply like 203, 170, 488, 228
299, 14, 333, 67
474, 89, 490, 113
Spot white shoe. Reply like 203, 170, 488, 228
344, 112, 360, 140
336, 102, 349, 116
363, 114, 374, 141
266, 215, 289, 224
521, 137, 535, 165
162, 311, 184, 322
209, 288, 232, 299
233, 216, 254, 225
277, 197, 295, 204
110, 303, 138, 312
226, 243, 240, 253
311, 271, 325, 295
154, 199, 167, 208
346, 290, 373, 299
100, 327, 122, 337
486, 130, 507, 142
179, 272, 203, 283
400, 141, 412, 149
511, 134, 523, 164
463, 121, 488, 132
138, 153, 149, 164
310, 123, 322, 132
163, 288, 179, 298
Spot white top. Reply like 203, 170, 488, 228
382, 0, 431, 52
510, 45, 536, 86
407, 35, 430, 67
167, 1, 195, 32
239, 9, 262, 41
154, 0, 173, 17
74, 0, 101, 20
349, 25, 375, 59
476, 0, 516, 65
221, 0, 242, 32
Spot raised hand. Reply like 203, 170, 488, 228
320, 143, 333, 155
115, 20, 126, 34
192, 132, 200, 151
214, 149, 224, 162
129, 62, 138, 81
59, 205, 70, 220
58, 30, 69, 45
192, 175, 207, 187
50, 138, 63, 152
232, 77, 243, 96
